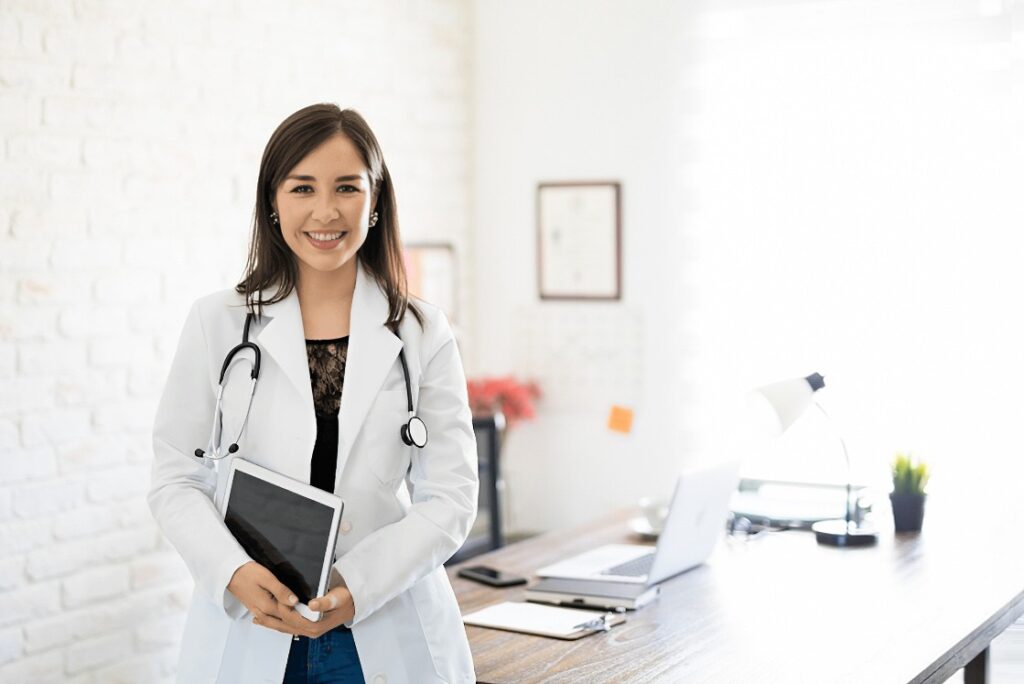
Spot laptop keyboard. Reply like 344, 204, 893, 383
601, 552, 655, 577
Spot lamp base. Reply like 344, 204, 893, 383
811, 519, 878, 547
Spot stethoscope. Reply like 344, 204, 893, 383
194, 313, 428, 461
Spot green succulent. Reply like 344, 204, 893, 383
891, 452, 929, 496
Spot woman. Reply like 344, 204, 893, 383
148, 103, 479, 683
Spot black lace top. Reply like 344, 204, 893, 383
305, 336, 349, 493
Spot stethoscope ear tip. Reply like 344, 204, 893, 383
228, 443, 239, 454
194, 448, 205, 458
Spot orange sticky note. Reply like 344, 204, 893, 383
607, 405, 634, 434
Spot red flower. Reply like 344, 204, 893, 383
466, 376, 541, 428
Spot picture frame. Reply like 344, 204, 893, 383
403, 242, 459, 324
536, 181, 622, 300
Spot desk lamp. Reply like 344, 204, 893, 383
754, 373, 878, 547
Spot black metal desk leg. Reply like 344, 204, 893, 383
964, 647, 989, 684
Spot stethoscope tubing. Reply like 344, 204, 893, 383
196, 312, 427, 461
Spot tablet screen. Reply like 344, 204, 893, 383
224, 470, 336, 604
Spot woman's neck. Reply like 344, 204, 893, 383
296, 259, 357, 307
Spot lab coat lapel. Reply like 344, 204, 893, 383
337, 261, 403, 481
249, 286, 317, 482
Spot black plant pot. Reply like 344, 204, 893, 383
890, 493, 926, 532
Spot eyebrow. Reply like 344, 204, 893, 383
285, 174, 364, 182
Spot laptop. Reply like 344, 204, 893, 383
535, 461, 740, 586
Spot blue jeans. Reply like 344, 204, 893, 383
282, 625, 364, 684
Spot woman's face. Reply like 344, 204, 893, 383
272, 133, 375, 279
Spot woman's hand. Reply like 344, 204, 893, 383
245, 567, 357, 638
226, 561, 301, 623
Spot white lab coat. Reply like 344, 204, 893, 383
148, 260, 479, 683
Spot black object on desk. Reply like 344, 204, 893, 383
448, 414, 506, 564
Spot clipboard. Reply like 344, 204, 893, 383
462, 601, 626, 640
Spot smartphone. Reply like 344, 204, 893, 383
457, 565, 528, 587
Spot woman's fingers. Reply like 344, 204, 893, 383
253, 608, 313, 637
257, 570, 298, 608
279, 609, 322, 637
308, 592, 338, 612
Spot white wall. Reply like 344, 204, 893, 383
471, 0, 697, 534
684, 0, 1024, 498
0, 1, 473, 680
473, 0, 1024, 536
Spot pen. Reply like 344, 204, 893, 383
572, 612, 614, 632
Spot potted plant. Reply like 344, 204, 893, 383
890, 452, 929, 532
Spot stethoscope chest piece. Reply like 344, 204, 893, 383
401, 415, 428, 448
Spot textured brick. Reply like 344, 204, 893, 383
0, 93, 42, 130
10, 206, 89, 239
95, 652, 164, 683
6, 133, 82, 167
17, 339, 87, 374
0, 58, 71, 90
93, 272, 161, 305
0, 303, 60, 342
12, 478, 86, 518
0, 238, 50, 274
52, 503, 118, 540
19, 407, 91, 448
0, 580, 61, 628
130, 551, 188, 591
0, 518, 52, 556
0, 446, 57, 483
0, 626, 23, 667
61, 564, 130, 609
88, 334, 156, 369
54, 368, 127, 407
57, 434, 129, 474
92, 398, 156, 434
0, 649, 63, 683
85, 463, 151, 502
25, 536, 98, 580
59, 305, 131, 338
16, 273, 94, 305
42, 25, 117, 63
50, 236, 123, 270
65, 628, 129, 674
0, 556, 25, 591
0, 342, 13, 377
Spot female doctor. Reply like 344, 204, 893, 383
148, 103, 479, 684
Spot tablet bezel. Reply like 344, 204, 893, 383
219, 457, 345, 622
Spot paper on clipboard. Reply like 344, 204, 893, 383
462, 601, 626, 640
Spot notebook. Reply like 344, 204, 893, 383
524, 577, 660, 610
462, 601, 626, 640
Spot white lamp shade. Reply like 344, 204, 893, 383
754, 374, 822, 433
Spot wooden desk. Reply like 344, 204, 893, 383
448, 504, 1024, 683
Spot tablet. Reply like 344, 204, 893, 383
219, 458, 345, 622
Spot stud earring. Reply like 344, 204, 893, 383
368, 211, 379, 228
270, 211, 279, 225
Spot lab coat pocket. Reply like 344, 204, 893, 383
410, 567, 465, 681
362, 389, 412, 484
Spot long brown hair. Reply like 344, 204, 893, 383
235, 103, 422, 330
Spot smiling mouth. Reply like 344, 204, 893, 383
306, 230, 346, 240
305, 231, 348, 249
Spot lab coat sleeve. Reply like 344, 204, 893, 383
334, 311, 479, 625
147, 299, 253, 620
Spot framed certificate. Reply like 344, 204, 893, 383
537, 181, 621, 300
403, 242, 458, 323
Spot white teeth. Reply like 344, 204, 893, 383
308, 232, 344, 241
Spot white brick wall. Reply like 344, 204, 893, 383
1, 0, 473, 681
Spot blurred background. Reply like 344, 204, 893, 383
1, 0, 1022, 681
